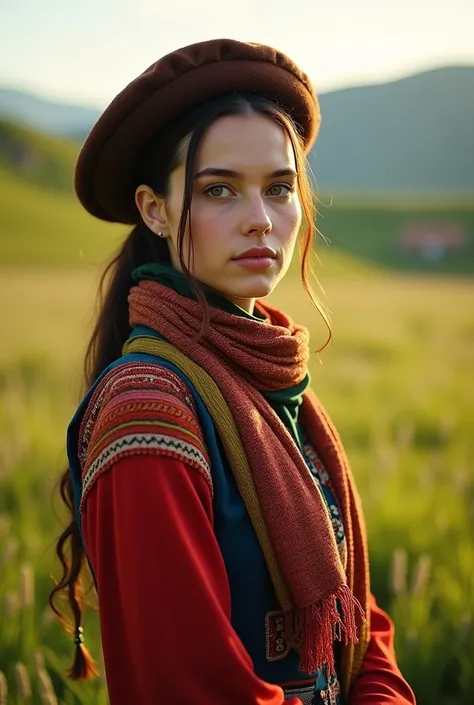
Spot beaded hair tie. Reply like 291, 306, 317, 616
74, 626, 84, 646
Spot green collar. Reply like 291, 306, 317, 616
133, 262, 267, 321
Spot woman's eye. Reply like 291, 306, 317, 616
205, 185, 232, 198
267, 183, 294, 197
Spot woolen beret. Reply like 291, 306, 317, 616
74, 38, 320, 224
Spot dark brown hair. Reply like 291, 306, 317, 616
49, 92, 330, 680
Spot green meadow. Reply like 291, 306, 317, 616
0, 122, 473, 703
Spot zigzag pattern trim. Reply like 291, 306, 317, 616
82, 432, 212, 503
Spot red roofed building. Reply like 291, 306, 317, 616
400, 221, 468, 260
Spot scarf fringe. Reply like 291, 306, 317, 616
285, 585, 365, 676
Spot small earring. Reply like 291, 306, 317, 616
158, 232, 164, 238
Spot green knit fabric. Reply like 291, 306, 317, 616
132, 262, 310, 449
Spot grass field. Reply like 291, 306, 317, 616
0, 119, 473, 703
1, 256, 473, 704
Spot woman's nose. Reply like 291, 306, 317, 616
242, 195, 272, 236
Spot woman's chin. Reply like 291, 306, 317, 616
232, 272, 281, 297
227, 282, 275, 301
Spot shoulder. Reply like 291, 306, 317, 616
79, 359, 212, 504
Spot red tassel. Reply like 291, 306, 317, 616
285, 585, 365, 676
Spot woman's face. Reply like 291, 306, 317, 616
137, 113, 302, 314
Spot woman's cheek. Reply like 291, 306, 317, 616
281, 219, 300, 253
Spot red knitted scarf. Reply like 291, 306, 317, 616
128, 280, 367, 676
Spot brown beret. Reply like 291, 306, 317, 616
74, 38, 320, 224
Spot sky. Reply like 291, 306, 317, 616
0, 0, 473, 109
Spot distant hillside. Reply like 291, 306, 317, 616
0, 161, 123, 267
0, 120, 77, 193
1, 65, 473, 194
311, 66, 474, 193
0, 119, 473, 274
0, 87, 99, 140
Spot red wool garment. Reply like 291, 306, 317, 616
81, 455, 415, 705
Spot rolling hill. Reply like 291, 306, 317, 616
1, 64, 474, 194
0, 87, 98, 140
310, 66, 474, 194
0, 119, 78, 193
0, 118, 473, 274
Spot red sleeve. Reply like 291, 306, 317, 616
349, 594, 416, 704
81, 455, 301, 705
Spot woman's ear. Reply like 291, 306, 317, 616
135, 185, 169, 237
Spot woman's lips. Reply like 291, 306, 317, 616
232, 256, 275, 270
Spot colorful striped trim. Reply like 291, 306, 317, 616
78, 362, 212, 510
79, 363, 196, 467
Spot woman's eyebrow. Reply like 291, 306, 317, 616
194, 167, 298, 179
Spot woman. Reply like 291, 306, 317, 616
51, 39, 416, 705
